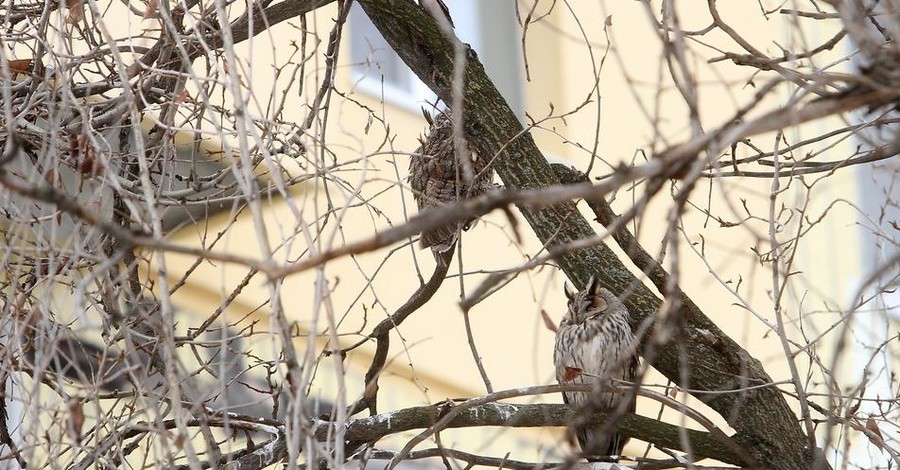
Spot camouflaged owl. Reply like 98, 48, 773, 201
408, 111, 494, 252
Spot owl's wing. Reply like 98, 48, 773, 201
627, 354, 639, 413
421, 160, 450, 208
604, 432, 628, 461
555, 353, 590, 410
561, 386, 573, 405
408, 149, 428, 207
420, 226, 457, 252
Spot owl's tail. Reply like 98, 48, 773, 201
577, 428, 629, 463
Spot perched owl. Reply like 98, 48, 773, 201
554, 275, 638, 461
408, 110, 494, 252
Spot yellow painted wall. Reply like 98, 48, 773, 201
157, 0, 876, 463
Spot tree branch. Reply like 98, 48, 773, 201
341, 248, 455, 417
354, 1, 830, 468
103, 390, 748, 469
341, 402, 746, 467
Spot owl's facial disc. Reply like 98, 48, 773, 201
577, 297, 609, 320
590, 296, 609, 312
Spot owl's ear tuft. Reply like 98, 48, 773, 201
586, 275, 601, 295
564, 282, 577, 300
421, 107, 434, 126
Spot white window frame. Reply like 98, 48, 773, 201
846, 24, 900, 466
352, 68, 436, 115
348, 2, 435, 113
348, 0, 523, 116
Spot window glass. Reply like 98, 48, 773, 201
347, 1, 523, 115
348, 3, 412, 92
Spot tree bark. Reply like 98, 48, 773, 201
189, 402, 750, 468
355, 1, 821, 468
335, 403, 747, 466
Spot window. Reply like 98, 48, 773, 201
348, 2, 423, 106
858, 157, 900, 320
348, 1, 523, 117
849, 48, 899, 468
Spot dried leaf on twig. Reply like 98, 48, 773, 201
865, 417, 884, 450
541, 309, 558, 333
8, 59, 33, 73
66, 399, 85, 443
66, 0, 84, 23
562, 366, 582, 382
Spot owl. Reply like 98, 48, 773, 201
554, 275, 638, 461
408, 110, 494, 252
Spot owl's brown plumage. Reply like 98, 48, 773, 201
408, 111, 494, 252
554, 275, 638, 462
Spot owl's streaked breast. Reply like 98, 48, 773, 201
553, 278, 638, 461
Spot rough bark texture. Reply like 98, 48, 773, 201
337, 403, 746, 466
356, 1, 819, 468
206, 403, 747, 468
